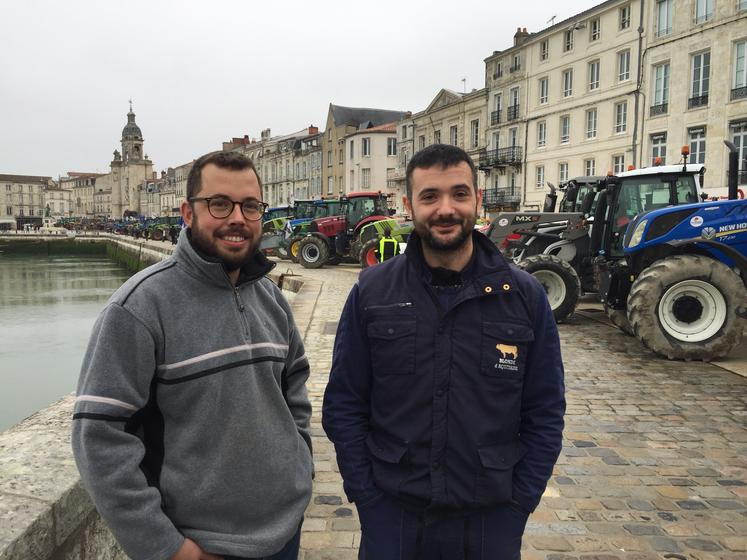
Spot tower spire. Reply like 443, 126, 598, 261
129, 98, 133, 113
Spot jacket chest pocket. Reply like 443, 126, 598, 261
367, 319, 416, 375
480, 322, 534, 381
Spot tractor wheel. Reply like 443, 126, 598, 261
288, 236, 304, 263
518, 254, 580, 323
151, 229, 164, 241
605, 304, 633, 335
627, 255, 746, 361
298, 236, 329, 269
276, 243, 290, 260
359, 239, 380, 268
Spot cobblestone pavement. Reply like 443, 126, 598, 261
272, 260, 747, 560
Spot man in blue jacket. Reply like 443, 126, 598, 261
322, 144, 565, 559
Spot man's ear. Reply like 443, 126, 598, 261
180, 200, 193, 228
403, 196, 413, 217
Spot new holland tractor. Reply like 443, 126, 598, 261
296, 191, 392, 268
517, 155, 746, 361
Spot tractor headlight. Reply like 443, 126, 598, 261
627, 219, 648, 248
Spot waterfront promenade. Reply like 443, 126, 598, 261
1, 235, 746, 559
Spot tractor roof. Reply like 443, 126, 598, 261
347, 191, 384, 198
618, 164, 705, 178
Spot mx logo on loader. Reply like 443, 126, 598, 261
494, 344, 519, 372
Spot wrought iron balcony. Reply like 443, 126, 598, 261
478, 146, 523, 169
650, 103, 668, 117
490, 110, 501, 126
493, 71, 503, 79
731, 86, 747, 101
506, 105, 520, 121
483, 188, 521, 206
688, 95, 708, 109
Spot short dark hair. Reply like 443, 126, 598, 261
405, 144, 478, 200
186, 151, 262, 199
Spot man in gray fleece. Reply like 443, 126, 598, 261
72, 151, 313, 560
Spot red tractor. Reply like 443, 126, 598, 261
296, 191, 391, 268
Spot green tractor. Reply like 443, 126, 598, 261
284, 200, 344, 263
356, 218, 413, 268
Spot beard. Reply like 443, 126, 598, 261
413, 212, 477, 252
190, 215, 259, 272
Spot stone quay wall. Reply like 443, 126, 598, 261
0, 235, 315, 559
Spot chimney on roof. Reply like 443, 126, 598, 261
514, 26, 530, 46
161, 170, 166, 178
261, 128, 271, 140
405, 111, 412, 118
244, 134, 249, 140
308, 125, 319, 135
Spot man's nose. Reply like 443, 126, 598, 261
227, 202, 246, 223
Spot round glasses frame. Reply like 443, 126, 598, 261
189, 197, 268, 221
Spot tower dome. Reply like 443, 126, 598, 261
122, 109, 143, 141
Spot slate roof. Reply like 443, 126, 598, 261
329, 104, 407, 128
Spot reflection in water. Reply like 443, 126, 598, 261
0, 255, 130, 432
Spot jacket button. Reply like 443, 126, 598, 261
507, 328, 514, 335
431, 460, 440, 470
387, 328, 394, 334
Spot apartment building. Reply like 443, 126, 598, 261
478, 0, 745, 210
0, 174, 53, 229
43, 185, 73, 219
322, 104, 407, 199
343, 122, 399, 208
293, 128, 323, 200
641, 0, 747, 195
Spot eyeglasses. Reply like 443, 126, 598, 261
189, 197, 268, 221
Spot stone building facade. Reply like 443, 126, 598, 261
43, 185, 73, 220
343, 122, 400, 209
322, 104, 407, 198
0, 174, 54, 229
60, 173, 102, 219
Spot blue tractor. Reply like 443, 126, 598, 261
592, 166, 747, 361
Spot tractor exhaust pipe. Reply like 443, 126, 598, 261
724, 140, 739, 200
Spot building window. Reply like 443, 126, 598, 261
618, 50, 631, 81
651, 133, 667, 165
690, 51, 710, 108
590, 18, 601, 41
689, 128, 706, 164
586, 108, 598, 139
564, 29, 574, 52
584, 158, 596, 176
539, 77, 549, 104
620, 4, 631, 29
588, 60, 600, 90
511, 54, 521, 72
508, 127, 518, 147
387, 137, 397, 155
327, 150, 332, 167
656, 0, 673, 37
537, 121, 547, 147
6, 206, 12, 215
450, 125, 458, 146
559, 163, 569, 182
350, 140, 355, 159
733, 41, 746, 100
615, 101, 628, 133
402, 125, 408, 140
339, 149, 343, 164
434, 130, 441, 144
613, 155, 625, 174
740, 0, 747, 10
731, 122, 747, 177
471, 119, 480, 148
562, 69, 573, 97
652, 62, 670, 113
540, 40, 549, 61
327, 176, 333, 194
560, 115, 570, 144
418, 135, 426, 150
494, 61, 503, 78
362, 138, 371, 157
695, 0, 713, 24
536, 166, 545, 189
361, 168, 371, 188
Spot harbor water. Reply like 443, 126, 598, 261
0, 254, 130, 432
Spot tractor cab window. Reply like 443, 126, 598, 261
609, 174, 697, 255
347, 197, 376, 226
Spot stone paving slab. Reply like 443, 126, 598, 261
276, 260, 747, 560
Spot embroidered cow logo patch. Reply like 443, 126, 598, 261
494, 343, 519, 372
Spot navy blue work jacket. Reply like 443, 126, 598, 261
322, 231, 565, 514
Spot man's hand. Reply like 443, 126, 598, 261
170, 538, 223, 560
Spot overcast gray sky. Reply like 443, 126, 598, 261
2, 0, 599, 177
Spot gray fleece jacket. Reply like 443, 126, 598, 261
72, 232, 313, 560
